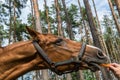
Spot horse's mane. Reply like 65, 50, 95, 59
1, 41, 32, 52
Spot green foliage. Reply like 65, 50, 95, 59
67, 4, 79, 28
102, 15, 120, 64
13, 0, 27, 12
110, 0, 115, 6
102, 15, 116, 40
83, 70, 96, 80
0, 25, 8, 46
27, 13, 34, 26
80, 7, 88, 21
71, 72, 79, 80
4, 0, 28, 16
15, 20, 27, 41
0, 3, 8, 23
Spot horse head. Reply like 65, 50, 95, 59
0, 27, 109, 80
26, 27, 108, 73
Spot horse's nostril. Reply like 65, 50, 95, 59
97, 51, 105, 59
98, 52, 103, 56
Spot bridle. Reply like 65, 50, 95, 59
32, 40, 86, 75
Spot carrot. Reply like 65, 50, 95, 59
100, 64, 111, 68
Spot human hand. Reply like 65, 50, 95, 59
109, 63, 120, 78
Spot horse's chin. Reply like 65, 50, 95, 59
88, 63, 101, 72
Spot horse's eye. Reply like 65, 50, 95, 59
54, 38, 63, 46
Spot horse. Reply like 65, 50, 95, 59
0, 27, 108, 80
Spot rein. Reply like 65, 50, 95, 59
32, 40, 86, 75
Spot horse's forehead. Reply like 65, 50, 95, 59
40, 34, 75, 43
38, 34, 60, 42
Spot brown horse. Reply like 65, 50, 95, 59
0, 27, 108, 80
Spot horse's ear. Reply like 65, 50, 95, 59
26, 26, 40, 39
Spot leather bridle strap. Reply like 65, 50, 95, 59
78, 43, 86, 60
32, 40, 54, 67
32, 40, 86, 75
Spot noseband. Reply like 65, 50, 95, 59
32, 40, 86, 75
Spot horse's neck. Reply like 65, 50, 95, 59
0, 41, 36, 62
0, 41, 42, 80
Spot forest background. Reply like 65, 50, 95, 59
0, 0, 120, 80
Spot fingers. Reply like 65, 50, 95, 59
109, 63, 120, 72
110, 63, 120, 67
110, 63, 120, 70
108, 63, 120, 78
109, 65, 117, 71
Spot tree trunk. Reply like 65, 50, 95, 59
92, 0, 101, 28
92, 0, 110, 60
32, 0, 49, 80
83, 0, 101, 49
44, 0, 51, 34
79, 70, 85, 80
13, 1, 16, 42
108, 0, 120, 36
32, 0, 42, 33
55, 0, 63, 37
8, 0, 12, 44
92, 0, 103, 48
61, 1, 73, 79
42, 70, 49, 80
114, 0, 120, 16
78, 0, 90, 44
83, 0, 112, 80
30, 0, 35, 28
62, 0, 74, 40
66, 74, 72, 80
